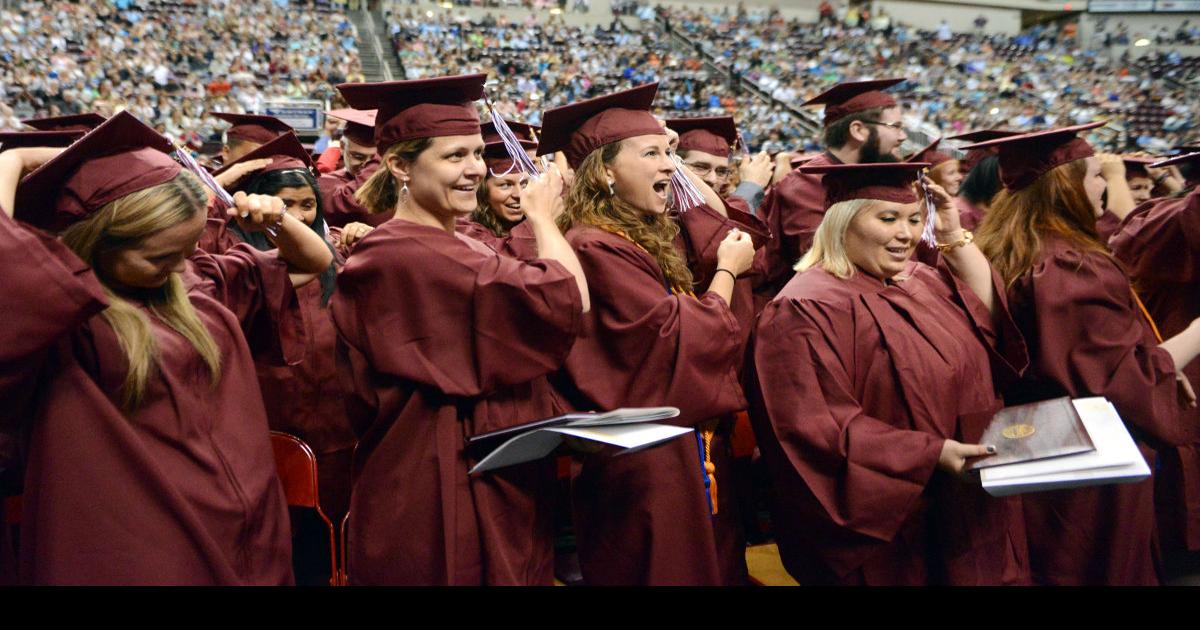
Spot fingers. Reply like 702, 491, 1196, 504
957, 443, 996, 458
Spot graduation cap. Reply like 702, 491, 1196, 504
0, 130, 84, 153
324, 108, 377, 148
22, 113, 107, 133
337, 74, 485, 151
905, 138, 953, 167
799, 161, 929, 209
208, 112, 295, 145
1122, 156, 1157, 179
1150, 151, 1200, 169
484, 141, 524, 176
947, 128, 1022, 173
961, 122, 1105, 191
801, 78, 905, 127
537, 83, 663, 169
481, 120, 539, 146
789, 152, 822, 169
666, 116, 738, 158
212, 131, 316, 192
14, 111, 182, 232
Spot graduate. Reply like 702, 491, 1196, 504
905, 139, 962, 197
755, 79, 908, 298
200, 133, 354, 584
973, 123, 1200, 585
748, 161, 1029, 586
666, 116, 769, 215
540, 83, 756, 585
208, 112, 296, 165
0, 111, 333, 585
317, 108, 382, 229
1108, 151, 1200, 577
330, 73, 590, 586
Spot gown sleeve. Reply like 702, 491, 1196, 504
0, 212, 108, 466
330, 228, 582, 398
751, 297, 945, 542
1110, 189, 1200, 285
1019, 247, 1188, 447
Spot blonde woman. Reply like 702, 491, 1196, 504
749, 161, 1029, 585
0, 112, 333, 585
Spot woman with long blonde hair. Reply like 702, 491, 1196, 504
973, 123, 1200, 585
0, 112, 333, 585
539, 83, 755, 585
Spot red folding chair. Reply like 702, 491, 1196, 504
270, 431, 338, 586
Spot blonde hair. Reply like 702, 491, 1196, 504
795, 198, 876, 279
354, 138, 433, 214
557, 142, 694, 293
60, 171, 221, 410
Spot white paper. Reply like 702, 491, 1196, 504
981, 397, 1150, 497
468, 421, 691, 475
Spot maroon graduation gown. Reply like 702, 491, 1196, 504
1, 212, 295, 584
330, 220, 582, 585
454, 217, 539, 261
556, 226, 747, 586
753, 152, 839, 299
1005, 234, 1192, 585
1109, 191, 1200, 554
1096, 209, 1122, 244
748, 260, 1030, 585
322, 157, 394, 228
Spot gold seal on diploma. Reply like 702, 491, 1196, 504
1002, 424, 1037, 440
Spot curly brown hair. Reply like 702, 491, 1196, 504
557, 140, 694, 293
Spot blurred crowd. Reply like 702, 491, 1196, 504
656, 3, 1200, 152
0, 0, 363, 148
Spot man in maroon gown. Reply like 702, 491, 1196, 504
754, 78, 908, 299
318, 108, 381, 228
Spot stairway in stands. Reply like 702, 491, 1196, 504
350, 10, 404, 82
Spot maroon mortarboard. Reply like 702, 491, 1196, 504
14, 111, 181, 232
213, 131, 315, 191
484, 141, 522, 175
337, 74, 485, 150
325, 108, 377, 147
946, 129, 1021, 144
22, 113, 107, 133
962, 122, 1105, 191
1122, 156, 1157, 179
948, 128, 1022, 173
799, 161, 928, 209
1173, 143, 1200, 154
0, 130, 84, 153
905, 138, 953, 167
801, 78, 905, 128
482, 120, 539, 145
537, 83, 664, 169
666, 116, 738, 158
1150, 151, 1200, 169
208, 112, 295, 145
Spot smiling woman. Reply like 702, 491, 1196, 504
331, 74, 590, 585
540, 83, 756, 586
749, 160, 1031, 586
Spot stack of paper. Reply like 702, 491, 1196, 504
467, 407, 691, 474
980, 397, 1150, 497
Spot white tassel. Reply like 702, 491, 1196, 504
669, 153, 706, 213
173, 143, 278, 237
487, 104, 541, 177
918, 172, 938, 247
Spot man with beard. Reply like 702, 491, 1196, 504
753, 79, 908, 299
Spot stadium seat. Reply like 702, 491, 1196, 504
270, 431, 339, 586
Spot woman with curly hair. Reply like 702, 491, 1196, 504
539, 83, 755, 585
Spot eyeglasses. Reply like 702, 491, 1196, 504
683, 162, 733, 178
860, 119, 906, 131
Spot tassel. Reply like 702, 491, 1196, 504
483, 91, 542, 177
917, 168, 937, 247
669, 153, 705, 213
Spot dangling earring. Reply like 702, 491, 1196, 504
607, 180, 615, 196
400, 181, 410, 205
